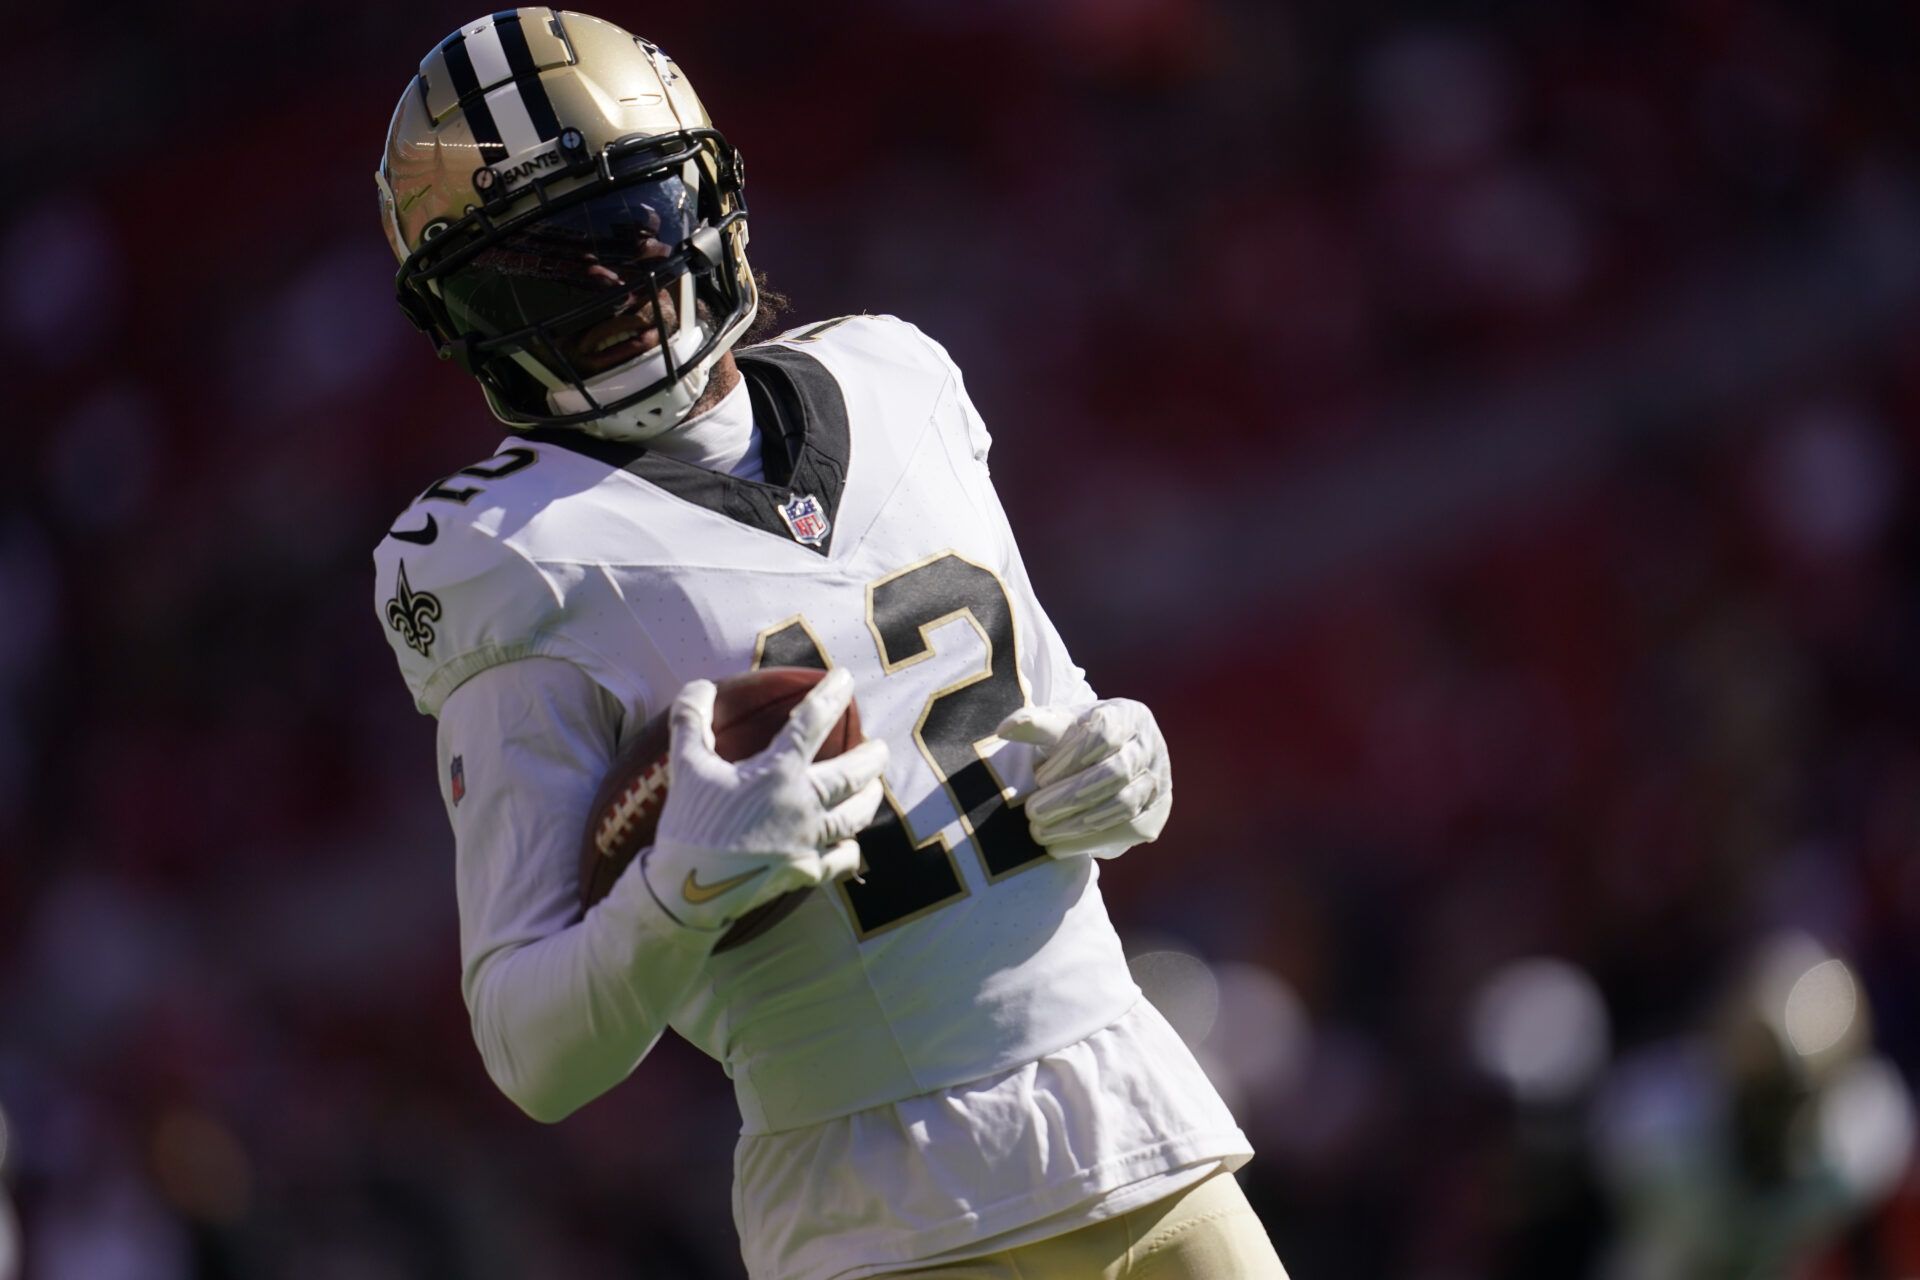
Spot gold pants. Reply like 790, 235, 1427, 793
890, 1169, 1289, 1279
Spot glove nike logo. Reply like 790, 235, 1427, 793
683, 867, 767, 904
390, 515, 438, 545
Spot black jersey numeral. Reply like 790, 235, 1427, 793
753, 618, 831, 674
421, 446, 539, 504
748, 554, 1044, 937
868, 555, 1048, 880
783, 315, 856, 344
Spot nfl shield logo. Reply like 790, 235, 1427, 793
779, 493, 831, 547
450, 755, 466, 806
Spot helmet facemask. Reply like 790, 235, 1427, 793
396, 129, 757, 442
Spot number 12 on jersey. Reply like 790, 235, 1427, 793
753, 552, 1049, 937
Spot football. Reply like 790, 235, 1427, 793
579, 667, 864, 953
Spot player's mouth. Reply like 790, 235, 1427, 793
571, 306, 669, 374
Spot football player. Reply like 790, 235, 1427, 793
371, 11, 1287, 1278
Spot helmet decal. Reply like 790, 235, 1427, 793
437, 15, 564, 161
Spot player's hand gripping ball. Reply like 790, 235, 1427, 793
580, 668, 887, 951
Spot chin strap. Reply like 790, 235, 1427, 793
579, 359, 714, 443
548, 281, 712, 438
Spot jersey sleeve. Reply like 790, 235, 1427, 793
372, 519, 567, 717
906, 328, 1099, 712
869, 316, 995, 464
439, 656, 712, 1121
897, 321, 994, 467
996, 496, 1100, 711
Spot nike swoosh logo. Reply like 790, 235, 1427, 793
683, 867, 766, 904
390, 515, 438, 545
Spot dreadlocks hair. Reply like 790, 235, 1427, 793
743, 269, 793, 343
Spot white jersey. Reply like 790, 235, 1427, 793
373, 316, 1249, 1276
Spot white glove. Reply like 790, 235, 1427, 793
643, 668, 889, 932
996, 698, 1172, 860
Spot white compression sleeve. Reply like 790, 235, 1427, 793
437, 656, 710, 1122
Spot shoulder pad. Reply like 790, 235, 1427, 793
758, 313, 952, 373
372, 452, 565, 716
754, 314, 991, 461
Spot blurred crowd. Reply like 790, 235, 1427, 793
6, 0, 1920, 1275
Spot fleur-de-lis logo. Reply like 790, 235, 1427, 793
386, 561, 443, 658
639, 38, 681, 83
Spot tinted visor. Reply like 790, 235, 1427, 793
437, 174, 698, 341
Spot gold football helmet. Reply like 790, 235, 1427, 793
376, 10, 757, 440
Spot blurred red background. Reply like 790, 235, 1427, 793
6, 1, 1920, 1275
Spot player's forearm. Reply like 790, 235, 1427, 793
437, 658, 698, 1119
466, 856, 710, 1122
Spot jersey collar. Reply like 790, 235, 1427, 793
519, 344, 850, 556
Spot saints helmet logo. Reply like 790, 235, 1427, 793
386, 561, 444, 657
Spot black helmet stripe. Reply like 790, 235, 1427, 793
493, 12, 563, 142
440, 34, 510, 166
